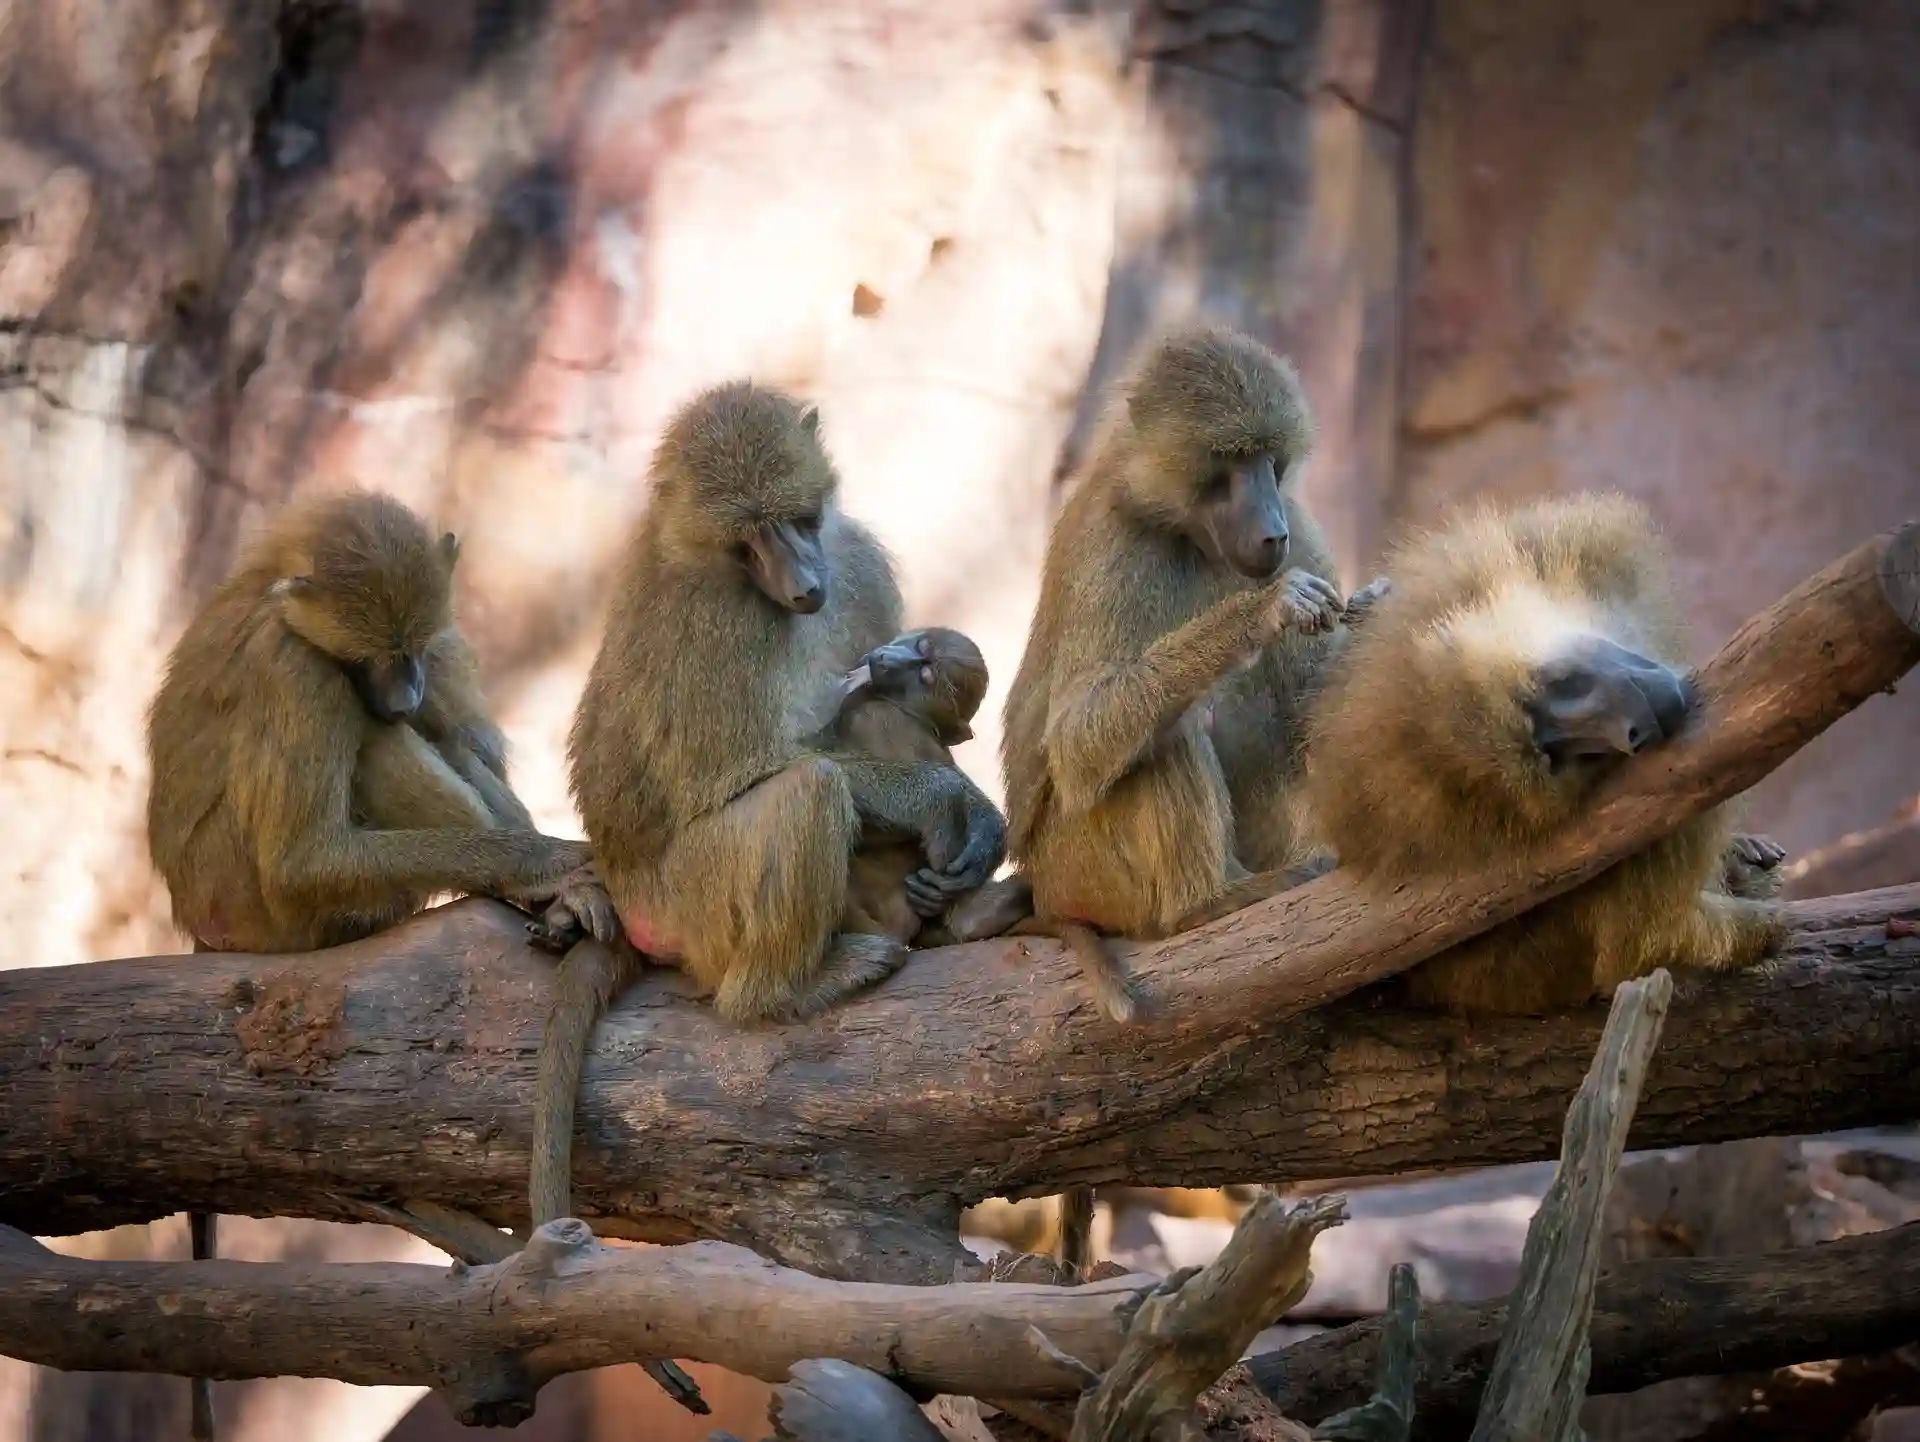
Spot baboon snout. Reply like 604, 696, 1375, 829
353, 652, 426, 723
1527, 635, 1694, 772
745, 521, 828, 614
1215, 455, 1291, 580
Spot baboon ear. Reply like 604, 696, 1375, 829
270, 575, 315, 599
798, 405, 821, 438
440, 532, 461, 569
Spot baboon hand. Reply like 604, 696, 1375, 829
907, 825, 1001, 916
1341, 575, 1392, 629
1259, 569, 1343, 643
523, 865, 622, 953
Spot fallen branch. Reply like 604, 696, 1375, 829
1469, 970, 1672, 1441
1784, 794, 1920, 899
0, 1219, 1155, 1424
0, 888, 1914, 1283
1067, 1192, 1348, 1441
1249, 1220, 1920, 1431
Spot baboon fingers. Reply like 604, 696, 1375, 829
1340, 574, 1393, 628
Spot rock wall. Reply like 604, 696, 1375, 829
1, 0, 1915, 1437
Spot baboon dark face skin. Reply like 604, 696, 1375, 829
1185, 451, 1290, 581
742, 516, 828, 613
348, 650, 428, 722
1526, 634, 1695, 774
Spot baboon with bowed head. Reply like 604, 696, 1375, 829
827, 626, 1009, 945
566, 379, 979, 1021
1303, 493, 1787, 1016
146, 488, 610, 1441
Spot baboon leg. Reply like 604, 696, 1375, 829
354, 724, 495, 830
189, 1212, 216, 1442
1059, 1186, 1096, 1280
673, 757, 895, 1024
1682, 889, 1787, 973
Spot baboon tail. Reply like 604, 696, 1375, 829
530, 938, 644, 1227
1058, 1185, 1096, 1280
189, 1213, 216, 1442
1060, 922, 1138, 1024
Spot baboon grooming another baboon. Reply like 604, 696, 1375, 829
534, 383, 993, 1231
996, 323, 1383, 1276
146, 489, 612, 1440
1304, 493, 1787, 1016
827, 626, 1008, 945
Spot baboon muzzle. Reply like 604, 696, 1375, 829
1209, 455, 1290, 580
1527, 635, 1694, 772
745, 521, 827, 614
352, 653, 426, 723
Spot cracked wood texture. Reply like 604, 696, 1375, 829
0, 526, 1914, 1282
0, 887, 1914, 1286
1252, 1220, 1920, 1436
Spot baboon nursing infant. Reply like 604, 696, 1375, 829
533, 382, 997, 1228
1304, 493, 1786, 1015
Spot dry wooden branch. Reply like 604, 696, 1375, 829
1784, 794, 1920, 899
1468, 970, 1673, 1440
1068, 1193, 1348, 1442
0, 529, 1912, 1281
1, 889, 1915, 1285
0, 1218, 1166, 1424
1310, 1264, 1419, 1442
1251, 1219, 1920, 1431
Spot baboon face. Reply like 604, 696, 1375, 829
1524, 634, 1695, 775
737, 510, 828, 614
1182, 449, 1290, 581
276, 524, 457, 724
852, 627, 988, 744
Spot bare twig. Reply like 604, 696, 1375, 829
1468, 970, 1674, 1442
1068, 1192, 1349, 1441
1311, 1263, 1420, 1441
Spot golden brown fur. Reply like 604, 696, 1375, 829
826, 627, 1008, 946
998, 323, 1374, 1276
145, 488, 604, 1441
1304, 493, 1786, 1015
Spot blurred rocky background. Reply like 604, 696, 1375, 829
1, 0, 1915, 1436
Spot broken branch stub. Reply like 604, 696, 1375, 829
1468, 970, 1674, 1442
1068, 1192, 1349, 1442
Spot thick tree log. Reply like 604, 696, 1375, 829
1249, 1221, 1920, 1434
0, 888, 1914, 1285
0, 1219, 1152, 1425
0, 529, 1914, 1282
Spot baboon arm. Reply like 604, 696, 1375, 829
415, 633, 537, 830
1046, 588, 1269, 812
232, 654, 581, 909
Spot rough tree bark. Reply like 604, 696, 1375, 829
1250, 1220, 1920, 1431
0, 526, 1914, 1285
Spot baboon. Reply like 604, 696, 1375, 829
826, 626, 1008, 946
145, 489, 613, 1440
995, 322, 1382, 1275
534, 382, 990, 1228
1303, 493, 1788, 1016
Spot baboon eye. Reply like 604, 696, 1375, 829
797, 513, 823, 535
1203, 467, 1232, 498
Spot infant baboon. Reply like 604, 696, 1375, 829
826, 626, 1008, 945
146, 489, 609, 1440
1303, 493, 1787, 1015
